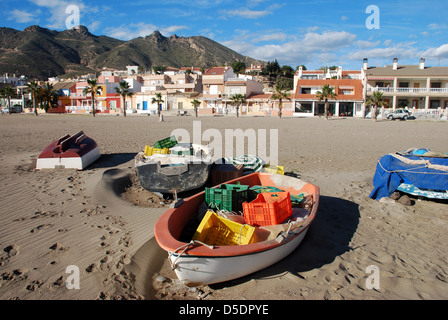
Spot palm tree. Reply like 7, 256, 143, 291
191, 99, 201, 117
230, 93, 246, 118
0, 86, 14, 115
26, 80, 40, 116
83, 79, 101, 117
115, 80, 134, 117
366, 91, 388, 122
271, 84, 291, 118
151, 92, 164, 119
316, 84, 337, 120
40, 83, 59, 112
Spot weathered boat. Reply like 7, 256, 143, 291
369, 148, 448, 201
135, 143, 212, 194
154, 172, 319, 286
36, 131, 100, 170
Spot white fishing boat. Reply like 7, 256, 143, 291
154, 172, 319, 286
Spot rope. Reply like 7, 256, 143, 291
377, 154, 448, 175
169, 240, 214, 270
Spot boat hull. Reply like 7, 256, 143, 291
36, 131, 100, 170
169, 229, 308, 286
154, 172, 319, 286
135, 161, 211, 194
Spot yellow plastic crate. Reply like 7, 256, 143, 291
192, 210, 255, 246
144, 145, 170, 156
263, 165, 285, 175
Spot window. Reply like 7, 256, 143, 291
178, 102, 183, 110
302, 75, 318, 80
301, 87, 311, 94
431, 82, 441, 88
341, 89, 353, 95
399, 82, 409, 88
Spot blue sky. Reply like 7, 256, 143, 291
2, 0, 448, 70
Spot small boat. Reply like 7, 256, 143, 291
369, 148, 448, 201
36, 131, 100, 170
154, 172, 319, 286
135, 143, 212, 194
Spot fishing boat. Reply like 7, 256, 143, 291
369, 148, 448, 201
154, 172, 319, 286
135, 143, 212, 194
35, 131, 100, 170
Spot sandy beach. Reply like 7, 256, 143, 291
0, 113, 447, 301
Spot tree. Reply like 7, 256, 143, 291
271, 84, 291, 119
230, 93, 246, 118
83, 79, 101, 117
26, 80, 40, 116
151, 92, 164, 119
231, 61, 246, 74
191, 99, 201, 117
40, 83, 59, 112
115, 80, 134, 117
366, 91, 388, 122
0, 86, 14, 115
316, 84, 337, 120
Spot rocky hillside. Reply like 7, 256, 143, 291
0, 25, 263, 79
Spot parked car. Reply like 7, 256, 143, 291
1, 105, 23, 114
384, 109, 411, 120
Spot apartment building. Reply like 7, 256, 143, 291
363, 58, 448, 111
293, 66, 364, 117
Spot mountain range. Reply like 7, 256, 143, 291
0, 25, 264, 80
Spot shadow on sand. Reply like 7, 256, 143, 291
209, 195, 360, 289
89, 153, 137, 169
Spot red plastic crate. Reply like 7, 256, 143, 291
242, 192, 292, 227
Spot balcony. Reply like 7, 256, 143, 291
367, 87, 448, 95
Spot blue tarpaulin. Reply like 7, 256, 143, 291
369, 153, 448, 200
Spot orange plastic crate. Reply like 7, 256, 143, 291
243, 192, 292, 227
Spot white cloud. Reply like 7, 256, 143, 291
224, 8, 273, 19
222, 30, 357, 67
252, 32, 287, 43
422, 44, 448, 58
29, 0, 89, 29
8, 9, 40, 23
428, 23, 447, 30
356, 40, 381, 49
104, 23, 189, 40
222, 3, 282, 19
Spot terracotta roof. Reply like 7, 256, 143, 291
203, 67, 231, 75
247, 93, 272, 100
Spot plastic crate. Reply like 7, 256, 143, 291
144, 146, 170, 156
243, 192, 292, 227
205, 184, 250, 212
153, 136, 178, 149
250, 185, 304, 206
263, 165, 285, 175
170, 145, 193, 156
192, 210, 255, 246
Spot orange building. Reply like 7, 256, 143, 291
293, 67, 364, 117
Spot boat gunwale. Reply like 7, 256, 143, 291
154, 172, 320, 257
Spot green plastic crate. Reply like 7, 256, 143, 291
205, 184, 250, 212
153, 136, 178, 149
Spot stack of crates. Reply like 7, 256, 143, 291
242, 192, 292, 227
192, 210, 256, 246
205, 184, 250, 212
153, 136, 178, 149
